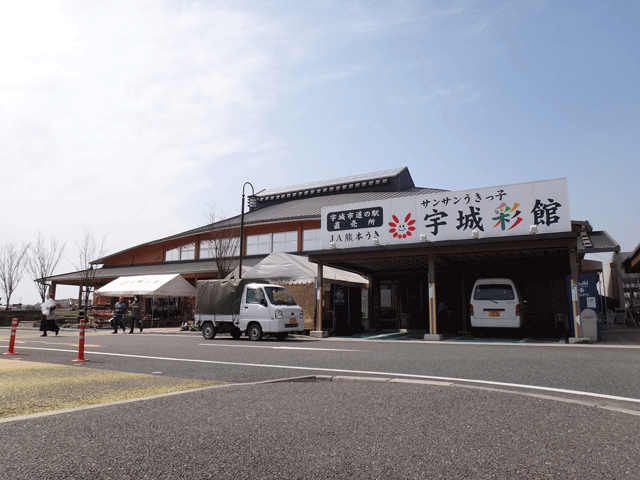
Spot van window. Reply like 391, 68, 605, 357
473, 284, 515, 301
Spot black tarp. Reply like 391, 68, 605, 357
195, 279, 267, 315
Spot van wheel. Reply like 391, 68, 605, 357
202, 323, 216, 340
275, 332, 288, 341
230, 328, 242, 340
247, 324, 262, 341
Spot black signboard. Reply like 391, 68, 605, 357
326, 206, 384, 232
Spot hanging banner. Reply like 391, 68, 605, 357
321, 178, 570, 249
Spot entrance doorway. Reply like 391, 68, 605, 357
379, 281, 398, 329
402, 279, 427, 331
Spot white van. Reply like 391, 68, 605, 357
469, 278, 522, 328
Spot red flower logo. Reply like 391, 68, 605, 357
388, 213, 416, 239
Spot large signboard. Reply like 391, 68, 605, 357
321, 178, 571, 249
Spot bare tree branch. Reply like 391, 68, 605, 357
202, 203, 240, 279
73, 228, 107, 317
25, 231, 66, 303
0, 242, 30, 310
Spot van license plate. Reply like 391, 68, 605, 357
488, 311, 501, 318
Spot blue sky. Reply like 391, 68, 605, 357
1, 1, 638, 304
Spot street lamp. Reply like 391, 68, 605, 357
238, 182, 255, 279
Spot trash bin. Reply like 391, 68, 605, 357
581, 309, 598, 342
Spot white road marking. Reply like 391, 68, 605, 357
198, 343, 361, 352
15, 346, 640, 407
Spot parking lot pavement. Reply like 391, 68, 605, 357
599, 327, 640, 345
326, 328, 640, 345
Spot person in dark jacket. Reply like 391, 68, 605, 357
112, 297, 127, 334
129, 296, 143, 333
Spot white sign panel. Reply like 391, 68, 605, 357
321, 178, 570, 249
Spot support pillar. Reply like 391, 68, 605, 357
310, 262, 327, 338
460, 272, 470, 333
568, 247, 586, 343
424, 255, 444, 340
370, 276, 380, 331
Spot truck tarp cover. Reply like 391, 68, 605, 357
195, 279, 265, 315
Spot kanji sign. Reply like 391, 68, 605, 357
321, 178, 570, 249
326, 207, 384, 231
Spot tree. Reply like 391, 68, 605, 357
202, 203, 240, 279
0, 242, 29, 310
26, 231, 66, 303
73, 228, 107, 320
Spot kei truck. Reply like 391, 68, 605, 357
195, 279, 304, 341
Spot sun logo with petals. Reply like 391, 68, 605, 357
388, 213, 416, 239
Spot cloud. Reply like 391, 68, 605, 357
387, 84, 477, 107
0, 1, 296, 299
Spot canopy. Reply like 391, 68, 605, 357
243, 251, 368, 286
224, 265, 253, 280
96, 274, 195, 298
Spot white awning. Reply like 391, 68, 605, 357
95, 274, 195, 297
243, 251, 368, 286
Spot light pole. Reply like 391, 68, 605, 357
238, 182, 255, 279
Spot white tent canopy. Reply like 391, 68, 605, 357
243, 251, 368, 286
95, 274, 195, 298
224, 265, 253, 280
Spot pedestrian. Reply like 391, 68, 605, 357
180, 297, 193, 330
129, 295, 143, 333
40, 293, 60, 337
112, 297, 127, 334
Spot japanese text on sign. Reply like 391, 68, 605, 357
326, 207, 384, 231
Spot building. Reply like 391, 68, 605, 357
46, 167, 620, 339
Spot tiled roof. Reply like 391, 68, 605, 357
256, 167, 408, 197
92, 165, 443, 264
51, 258, 263, 283
577, 230, 620, 254
178, 187, 445, 234
92, 187, 445, 264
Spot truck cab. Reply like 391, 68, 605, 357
241, 284, 303, 340
196, 281, 304, 341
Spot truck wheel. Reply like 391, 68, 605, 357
247, 323, 262, 341
202, 323, 216, 340
230, 328, 242, 340
275, 332, 288, 341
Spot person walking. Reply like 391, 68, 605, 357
179, 297, 193, 330
40, 294, 60, 337
129, 296, 143, 333
112, 297, 127, 334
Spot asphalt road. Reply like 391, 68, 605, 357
6, 328, 640, 400
2, 328, 640, 479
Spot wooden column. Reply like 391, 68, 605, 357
428, 256, 437, 335
461, 272, 470, 333
370, 276, 380, 331
316, 261, 324, 331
